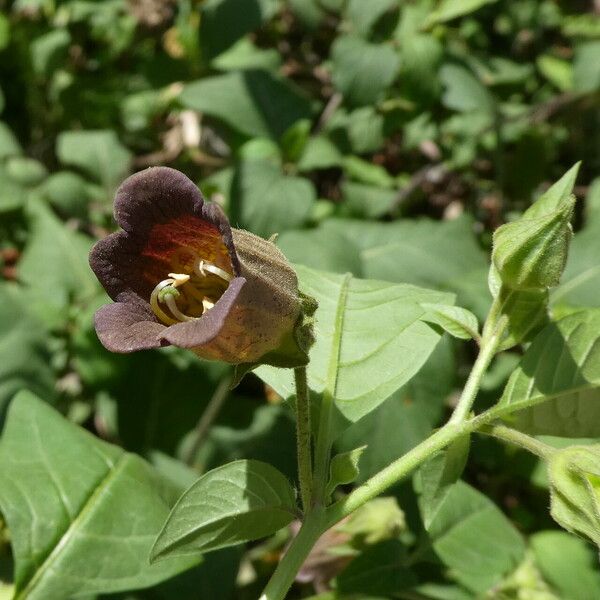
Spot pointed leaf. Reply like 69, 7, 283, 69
421, 303, 479, 340
256, 265, 454, 434
499, 309, 600, 437
151, 460, 297, 560
0, 392, 199, 600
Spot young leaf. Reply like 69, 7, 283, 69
417, 434, 470, 530
326, 445, 367, 498
420, 303, 480, 341
255, 265, 454, 436
499, 309, 600, 437
0, 391, 199, 600
151, 460, 297, 560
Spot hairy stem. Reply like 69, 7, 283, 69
449, 296, 508, 425
482, 423, 556, 460
185, 372, 232, 465
259, 509, 325, 600
294, 367, 313, 512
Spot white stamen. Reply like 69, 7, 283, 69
196, 260, 233, 283
202, 298, 215, 312
165, 293, 197, 322
150, 279, 178, 325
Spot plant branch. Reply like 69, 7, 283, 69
185, 372, 232, 466
259, 508, 325, 600
294, 367, 313, 512
481, 423, 556, 460
449, 293, 508, 425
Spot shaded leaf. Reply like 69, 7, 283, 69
151, 460, 297, 559
499, 309, 600, 437
421, 303, 479, 340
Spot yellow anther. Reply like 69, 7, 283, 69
167, 272, 191, 287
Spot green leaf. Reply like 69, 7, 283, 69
0, 121, 22, 159
554, 179, 600, 309
181, 70, 314, 139
425, 0, 498, 27
417, 435, 470, 529
18, 199, 98, 322
56, 129, 132, 191
41, 171, 101, 219
421, 303, 479, 340
341, 181, 396, 219
31, 28, 71, 75
231, 160, 316, 237
337, 336, 455, 481
440, 64, 494, 114
277, 229, 363, 275
0, 165, 26, 212
537, 55, 573, 91
0, 284, 55, 412
427, 481, 525, 593
5, 156, 47, 186
499, 309, 600, 437
336, 540, 417, 596
326, 445, 367, 497
320, 216, 489, 317
256, 265, 454, 434
200, 0, 278, 60
211, 37, 281, 72
297, 136, 344, 171
0, 391, 199, 600
331, 35, 399, 107
345, 0, 397, 37
548, 445, 600, 548
531, 531, 600, 600
151, 460, 297, 560
573, 41, 600, 93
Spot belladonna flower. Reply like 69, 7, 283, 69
89, 167, 315, 371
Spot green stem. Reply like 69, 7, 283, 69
325, 423, 464, 526
259, 508, 325, 600
449, 297, 508, 425
482, 423, 556, 460
294, 367, 313, 512
185, 372, 232, 466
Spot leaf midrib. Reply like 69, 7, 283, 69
15, 454, 128, 600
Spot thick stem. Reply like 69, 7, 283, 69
294, 367, 313, 512
185, 372, 232, 465
483, 423, 556, 460
259, 509, 325, 600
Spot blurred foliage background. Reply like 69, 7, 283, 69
0, 0, 599, 598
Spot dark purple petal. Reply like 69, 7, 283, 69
94, 300, 167, 353
89, 167, 239, 304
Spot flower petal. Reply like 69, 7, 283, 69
89, 167, 239, 303
94, 299, 167, 352
160, 276, 247, 361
